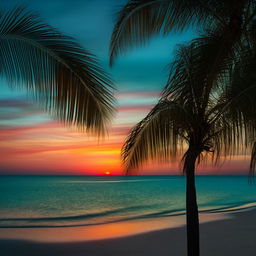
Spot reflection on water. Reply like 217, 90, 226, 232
0, 213, 228, 242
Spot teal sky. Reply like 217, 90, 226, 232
1, 0, 197, 93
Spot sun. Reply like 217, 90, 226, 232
105, 171, 111, 176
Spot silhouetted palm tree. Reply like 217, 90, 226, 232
1, 7, 114, 135
110, 3, 256, 254
121, 38, 256, 256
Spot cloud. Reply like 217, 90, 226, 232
0, 98, 34, 108
0, 98, 47, 124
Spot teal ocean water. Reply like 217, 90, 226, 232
0, 176, 255, 228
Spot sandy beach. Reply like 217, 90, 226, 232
0, 208, 255, 256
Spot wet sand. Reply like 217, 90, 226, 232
0, 208, 255, 256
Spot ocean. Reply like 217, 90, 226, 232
0, 176, 255, 229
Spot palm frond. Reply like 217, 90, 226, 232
0, 7, 115, 135
205, 47, 256, 168
109, 0, 225, 65
164, 30, 240, 112
122, 99, 190, 172
218, 35, 256, 178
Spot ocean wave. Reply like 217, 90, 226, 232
0, 204, 158, 222
0, 201, 255, 229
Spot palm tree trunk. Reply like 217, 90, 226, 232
184, 150, 200, 256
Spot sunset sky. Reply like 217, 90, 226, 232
0, 0, 250, 175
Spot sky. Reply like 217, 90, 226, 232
0, 0, 251, 175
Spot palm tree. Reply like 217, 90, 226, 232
1, 7, 114, 135
121, 38, 256, 256
110, 3, 256, 253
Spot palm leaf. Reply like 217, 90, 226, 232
211, 47, 256, 173
0, 7, 115, 135
109, 0, 229, 65
164, 29, 242, 113
122, 99, 190, 172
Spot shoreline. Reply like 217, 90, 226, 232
0, 208, 235, 243
0, 208, 255, 255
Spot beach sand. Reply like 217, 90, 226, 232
0, 208, 255, 256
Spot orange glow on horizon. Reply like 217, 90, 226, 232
0, 101, 251, 175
